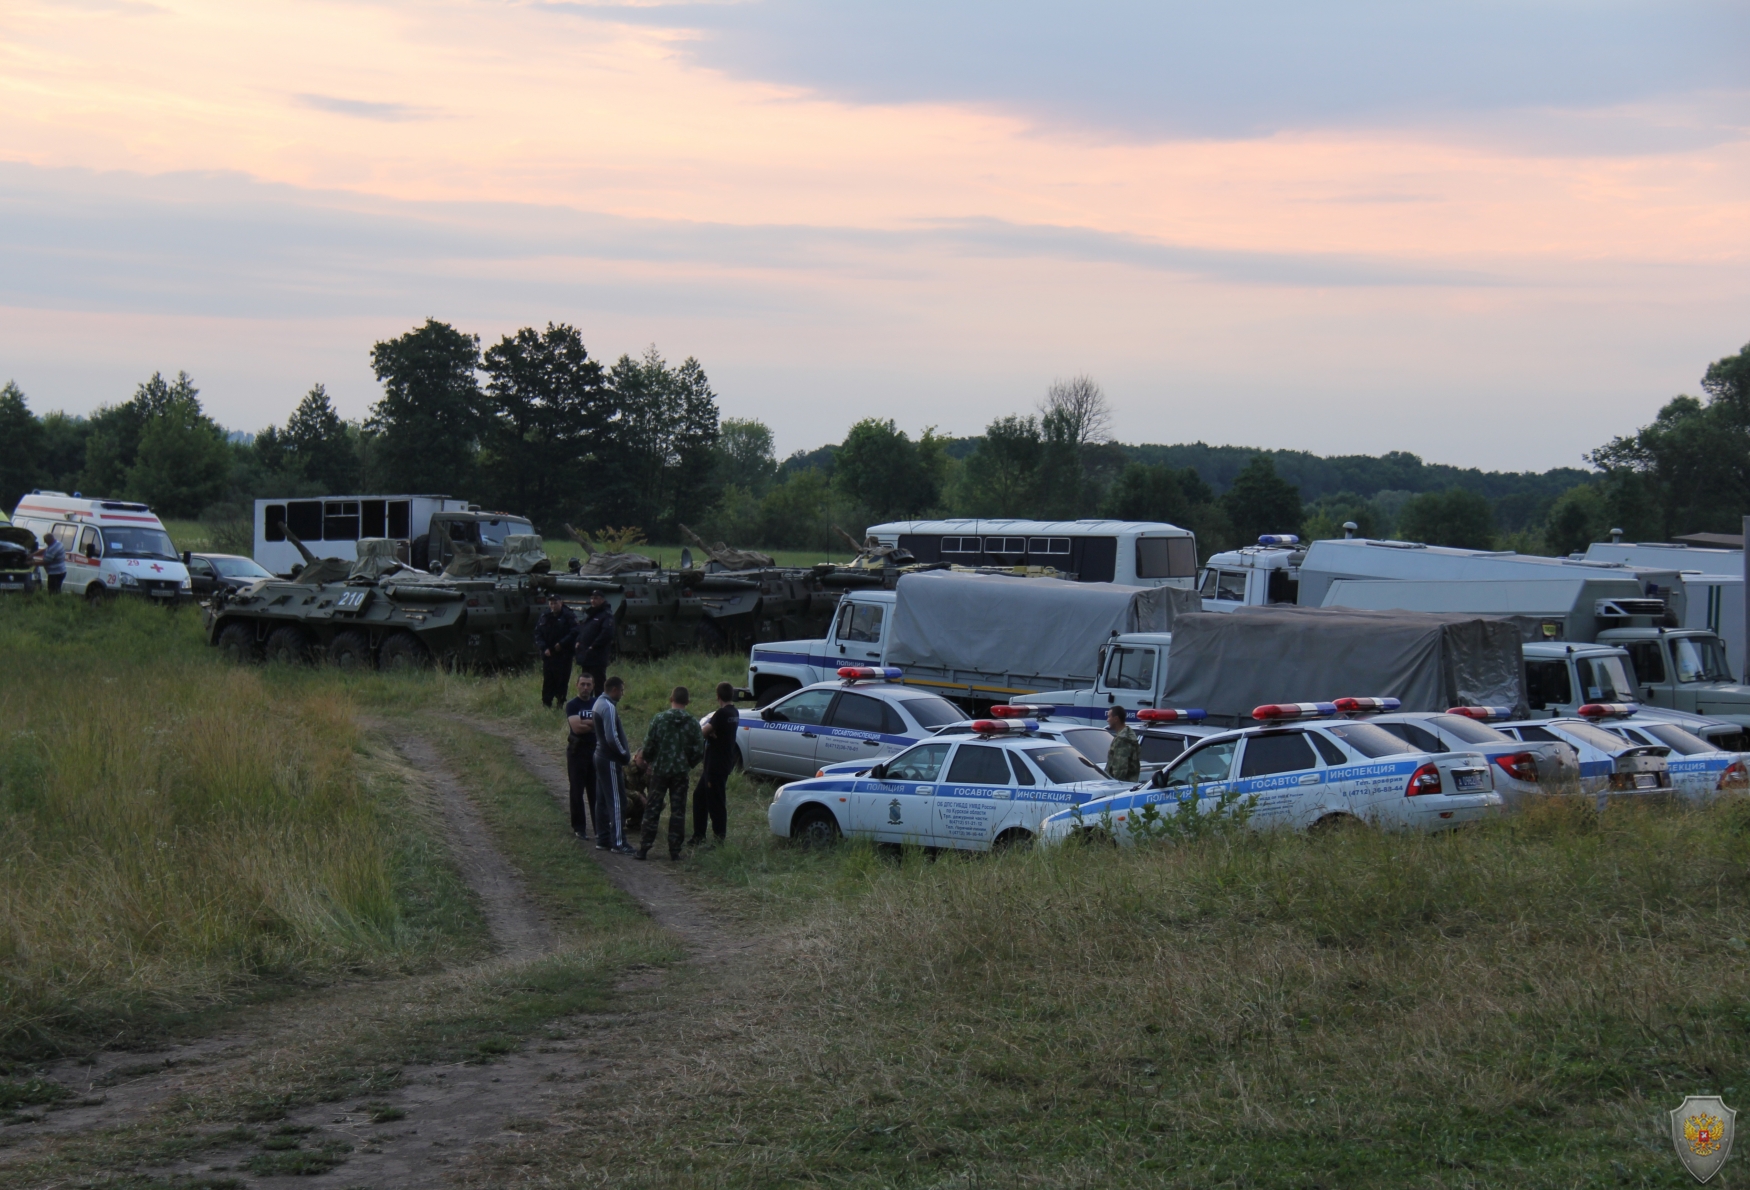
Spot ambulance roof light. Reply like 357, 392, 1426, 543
1136, 708, 1207, 722
1258, 534, 1300, 546
1446, 706, 1514, 721
1252, 702, 1338, 721
1577, 702, 1639, 719
837, 666, 903, 682
1332, 697, 1400, 716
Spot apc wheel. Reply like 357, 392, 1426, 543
992, 828, 1034, 853
380, 631, 432, 672
327, 630, 375, 671
217, 623, 260, 664
263, 626, 314, 665
791, 805, 841, 848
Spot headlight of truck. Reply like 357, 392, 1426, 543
117, 572, 139, 587
180, 577, 192, 590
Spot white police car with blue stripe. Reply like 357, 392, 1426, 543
770, 717, 1130, 849
1039, 697, 1503, 843
737, 667, 967, 781
1495, 704, 1673, 803
1592, 709, 1747, 802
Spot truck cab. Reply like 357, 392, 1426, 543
1005, 632, 1178, 721
1198, 537, 1305, 612
1595, 626, 1750, 727
747, 590, 896, 705
1521, 640, 1748, 749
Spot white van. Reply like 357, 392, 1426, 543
11, 492, 192, 602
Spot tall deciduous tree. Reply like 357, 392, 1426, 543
960, 414, 1042, 516
125, 387, 231, 517
283, 383, 361, 494
0, 381, 44, 512
1396, 487, 1495, 549
1101, 462, 1189, 524
716, 418, 779, 497
81, 371, 201, 497
1039, 374, 1111, 448
480, 324, 606, 526
367, 319, 482, 495
593, 346, 721, 535
1221, 455, 1303, 544
833, 418, 940, 521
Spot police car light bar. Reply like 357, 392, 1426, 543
1446, 706, 1513, 721
837, 666, 903, 682
989, 704, 1048, 719
1332, 697, 1400, 716
1577, 702, 1639, 719
1136, 708, 1207, 722
969, 718, 1040, 734
1258, 534, 1301, 546
1252, 702, 1337, 721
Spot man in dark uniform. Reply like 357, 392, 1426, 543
574, 590, 615, 695
564, 670, 597, 839
692, 681, 740, 846
534, 593, 580, 708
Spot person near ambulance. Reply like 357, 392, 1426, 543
34, 532, 66, 595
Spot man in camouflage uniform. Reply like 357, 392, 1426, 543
1105, 706, 1141, 782
635, 685, 706, 861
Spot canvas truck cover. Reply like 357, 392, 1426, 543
1160, 605, 1527, 725
887, 570, 1196, 684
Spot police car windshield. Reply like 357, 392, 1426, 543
101, 527, 177, 559
1554, 721, 1640, 752
212, 556, 274, 578
1631, 723, 1715, 755
1024, 746, 1104, 785
899, 695, 963, 729
1428, 715, 1516, 745
1324, 722, 1418, 758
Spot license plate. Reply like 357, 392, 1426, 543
1453, 770, 1487, 793
150, 589, 176, 598
1634, 772, 1657, 790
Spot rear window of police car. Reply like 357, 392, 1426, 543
899, 695, 964, 729
1324, 722, 1419, 759
1024, 746, 1106, 785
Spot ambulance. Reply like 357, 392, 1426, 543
10, 492, 192, 602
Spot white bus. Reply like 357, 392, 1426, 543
864, 519, 1198, 588
253, 495, 534, 576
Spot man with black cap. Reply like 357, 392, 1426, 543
573, 589, 616, 695
534, 592, 580, 708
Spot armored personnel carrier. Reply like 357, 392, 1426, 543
205, 533, 549, 670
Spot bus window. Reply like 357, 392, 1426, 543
1136, 536, 1197, 580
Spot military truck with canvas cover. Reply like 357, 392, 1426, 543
1158, 605, 1529, 728
745, 569, 1193, 711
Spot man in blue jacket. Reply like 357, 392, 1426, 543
592, 675, 636, 853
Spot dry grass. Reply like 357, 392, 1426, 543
0, 598, 480, 1059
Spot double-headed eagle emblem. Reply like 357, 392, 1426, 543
1671, 1096, 1736, 1182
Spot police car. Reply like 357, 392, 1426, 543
1367, 707, 1581, 809
736, 668, 967, 781
1494, 705, 1673, 803
768, 716, 1130, 848
1038, 697, 1503, 844
1593, 712, 1748, 803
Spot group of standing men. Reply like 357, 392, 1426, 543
537, 590, 740, 859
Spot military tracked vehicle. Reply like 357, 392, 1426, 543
206, 533, 551, 670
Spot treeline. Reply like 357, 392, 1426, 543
3, 327, 1744, 561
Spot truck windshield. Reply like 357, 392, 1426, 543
1575, 655, 1635, 702
100, 527, 178, 560
476, 518, 534, 547
1199, 569, 1246, 601
897, 695, 962, 728
1103, 646, 1156, 690
1672, 637, 1733, 683
1324, 722, 1418, 758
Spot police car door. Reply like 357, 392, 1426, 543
748, 688, 838, 779
1231, 731, 1323, 828
854, 741, 949, 844
816, 690, 904, 769
934, 742, 1012, 848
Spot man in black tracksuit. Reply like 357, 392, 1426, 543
534, 594, 580, 708
573, 591, 615, 695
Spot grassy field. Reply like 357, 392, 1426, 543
8, 594, 1750, 1186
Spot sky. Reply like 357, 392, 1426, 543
2, 0, 1747, 471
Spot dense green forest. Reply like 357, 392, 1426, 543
3, 323, 1746, 562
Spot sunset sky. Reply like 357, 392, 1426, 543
3, 0, 1747, 470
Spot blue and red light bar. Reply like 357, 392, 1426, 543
838, 666, 903, 682
970, 718, 1040, 734
1252, 702, 1337, 721
990, 704, 1049, 719
1446, 706, 1513, 721
1257, 534, 1300, 546
1137, 708, 1207, 722
1332, 696, 1400, 715
1577, 702, 1639, 719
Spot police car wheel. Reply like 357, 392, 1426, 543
992, 828, 1034, 852
1309, 813, 1366, 836
217, 622, 260, 664
791, 805, 840, 847
1068, 825, 1117, 848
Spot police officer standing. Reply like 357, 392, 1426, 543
635, 686, 705, 861
534, 593, 580, 708
1105, 706, 1141, 783
692, 681, 740, 846
564, 671, 597, 839
574, 590, 615, 696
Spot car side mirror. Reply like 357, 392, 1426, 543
181, 550, 190, 564
761, 707, 780, 722
870, 763, 887, 780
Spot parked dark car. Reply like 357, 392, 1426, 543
183, 552, 276, 599
1, 522, 40, 594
